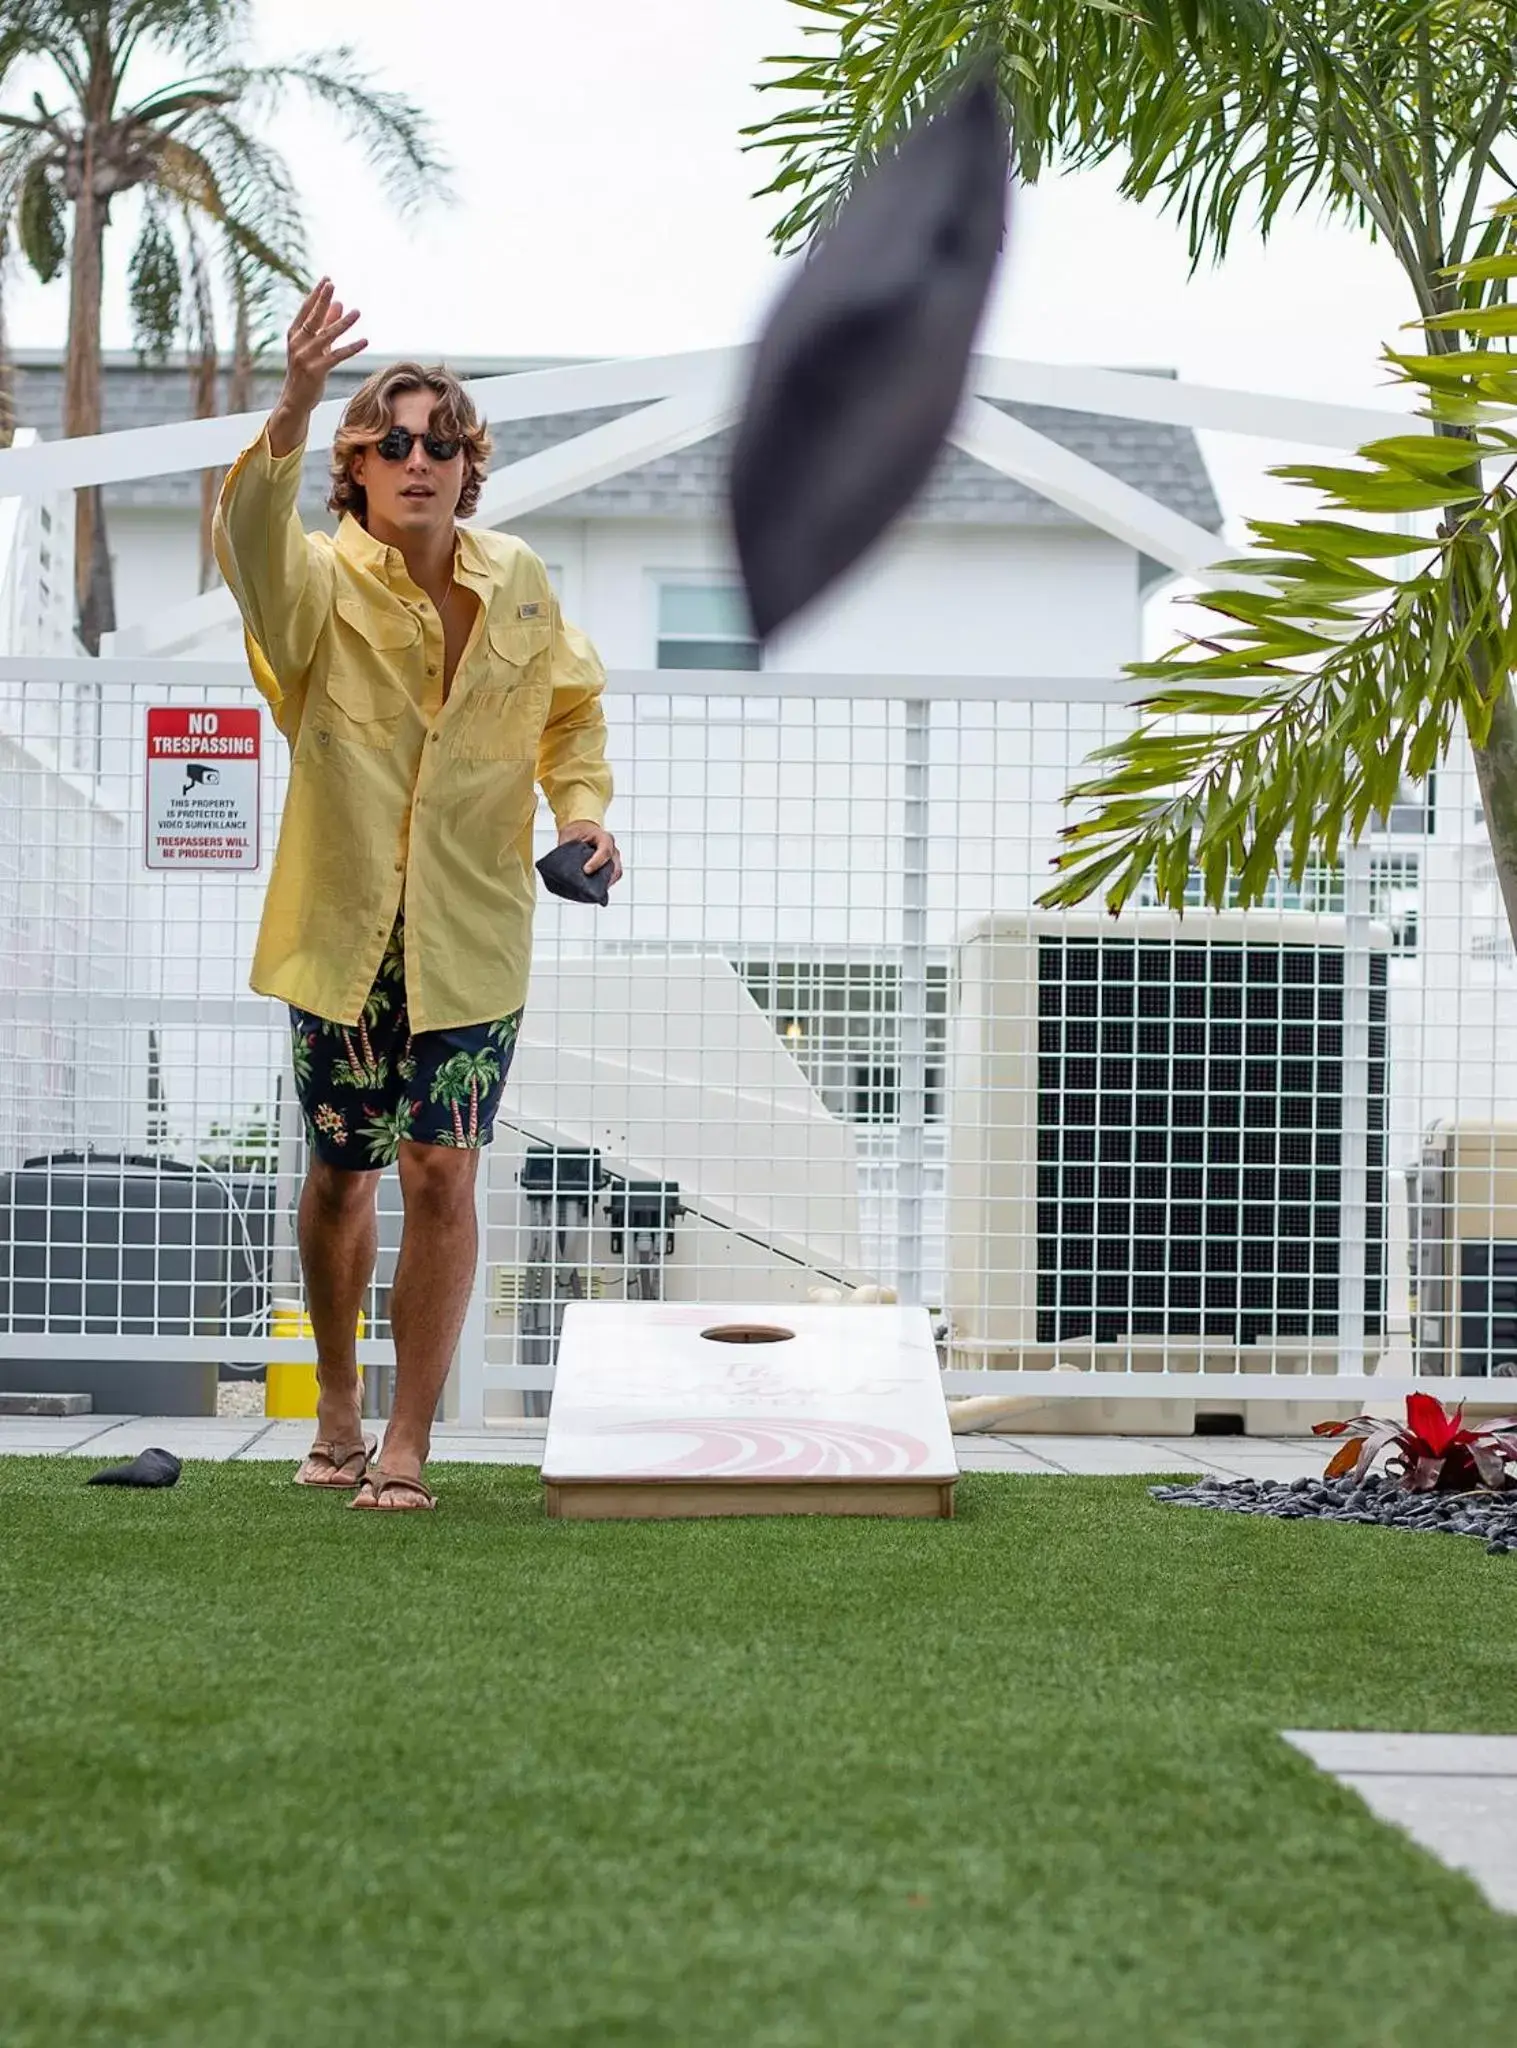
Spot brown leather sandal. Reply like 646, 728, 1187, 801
293, 1435, 376, 1490
348, 1466, 437, 1512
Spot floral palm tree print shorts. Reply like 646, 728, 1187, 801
288, 919, 524, 1170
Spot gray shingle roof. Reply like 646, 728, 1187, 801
10, 351, 1222, 537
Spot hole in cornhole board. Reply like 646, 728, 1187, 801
701, 1323, 796, 1345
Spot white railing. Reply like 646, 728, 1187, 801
0, 653, 1510, 1429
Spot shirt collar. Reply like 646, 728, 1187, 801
453, 523, 494, 594
335, 512, 396, 577
337, 512, 494, 595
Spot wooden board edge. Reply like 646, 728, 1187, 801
543, 1479, 956, 1522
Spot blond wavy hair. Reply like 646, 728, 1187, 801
328, 361, 492, 522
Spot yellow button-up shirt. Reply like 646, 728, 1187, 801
212, 430, 613, 1031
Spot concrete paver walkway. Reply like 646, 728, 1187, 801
0, 1413, 1332, 1478
1285, 1731, 1517, 1914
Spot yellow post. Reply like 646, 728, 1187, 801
266, 1300, 365, 1419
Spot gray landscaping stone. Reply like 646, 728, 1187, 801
1151, 1471, 1517, 1551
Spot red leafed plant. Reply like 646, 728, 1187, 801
1314, 1393, 1517, 1493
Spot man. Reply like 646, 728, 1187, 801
214, 279, 620, 1511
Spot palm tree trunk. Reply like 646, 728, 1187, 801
64, 173, 112, 652
0, 235, 15, 452
193, 339, 219, 594
200, 286, 254, 594
468, 1081, 479, 1145
229, 285, 254, 415
1432, 414, 1517, 954
1470, 692, 1517, 949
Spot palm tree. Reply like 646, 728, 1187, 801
288, 1024, 313, 1092
379, 922, 406, 986
360, 1098, 417, 1168
0, 230, 14, 448
341, 988, 390, 1085
747, 1, 1517, 946
331, 1053, 389, 1095
0, 2, 449, 647
430, 1049, 501, 1148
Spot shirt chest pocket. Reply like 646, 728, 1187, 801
453, 613, 553, 761
324, 598, 419, 744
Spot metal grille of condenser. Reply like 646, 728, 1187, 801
946, 911, 1392, 1368
1034, 933, 1388, 1347
1457, 1242, 1517, 1379
0, 1149, 274, 1411
1406, 1123, 1517, 1377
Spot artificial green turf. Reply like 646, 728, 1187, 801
3, 1461, 1517, 2047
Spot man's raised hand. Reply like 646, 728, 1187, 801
267, 280, 367, 456
283, 278, 366, 409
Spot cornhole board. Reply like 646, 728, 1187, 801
542, 1303, 959, 1522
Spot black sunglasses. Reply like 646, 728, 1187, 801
374, 425, 462, 463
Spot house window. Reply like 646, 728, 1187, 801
1382, 772, 1435, 836
656, 583, 760, 671
1136, 855, 1422, 956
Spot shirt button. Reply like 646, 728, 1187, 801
430, 731, 440, 743
427, 665, 438, 677
394, 860, 404, 873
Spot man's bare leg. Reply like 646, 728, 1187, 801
297, 1157, 380, 1454
371, 1141, 481, 1490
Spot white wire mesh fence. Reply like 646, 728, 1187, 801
0, 658, 1514, 1424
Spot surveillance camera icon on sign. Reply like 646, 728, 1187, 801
183, 762, 220, 797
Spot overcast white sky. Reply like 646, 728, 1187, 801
6, 0, 1423, 544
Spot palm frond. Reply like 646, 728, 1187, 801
126, 192, 180, 358
0, 129, 57, 234
144, 131, 302, 285
169, 104, 308, 283
219, 48, 451, 215
750, 0, 1517, 273
0, 4, 62, 75
107, 0, 250, 80
15, 148, 64, 282
1040, 228, 1517, 918
1, 4, 91, 103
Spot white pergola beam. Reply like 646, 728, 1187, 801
0, 347, 747, 502
0, 343, 1434, 511
969, 356, 1421, 447
39, 343, 1403, 659
111, 584, 240, 658
472, 385, 738, 528
114, 383, 743, 656
950, 397, 1229, 577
